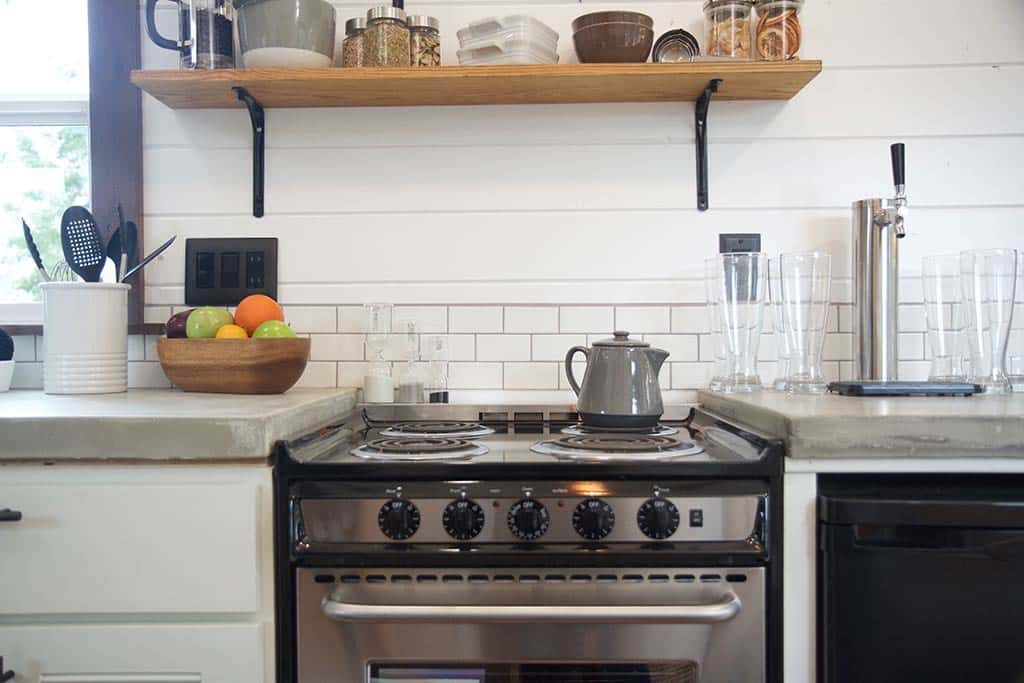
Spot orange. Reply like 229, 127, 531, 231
216, 324, 249, 339
234, 294, 284, 336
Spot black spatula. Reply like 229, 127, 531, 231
60, 206, 105, 282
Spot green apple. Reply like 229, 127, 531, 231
185, 307, 234, 339
252, 320, 297, 339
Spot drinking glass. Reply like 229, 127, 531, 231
922, 255, 967, 381
715, 252, 768, 392
779, 252, 831, 393
704, 256, 730, 391
960, 249, 1017, 394
768, 257, 791, 391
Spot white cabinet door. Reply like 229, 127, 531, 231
0, 466, 267, 616
0, 622, 264, 683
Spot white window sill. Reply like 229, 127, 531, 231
0, 302, 42, 326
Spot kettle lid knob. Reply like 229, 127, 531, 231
614, 330, 630, 339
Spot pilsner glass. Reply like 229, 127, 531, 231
779, 252, 831, 393
961, 249, 1017, 394
705, 256, 730, 391
922, 254, 967, 381
768, 257, 791, 391
715, 253, 768, 392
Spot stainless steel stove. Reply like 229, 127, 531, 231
275, 404, 784, 683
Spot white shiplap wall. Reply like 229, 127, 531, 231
15, 0, 1024, 396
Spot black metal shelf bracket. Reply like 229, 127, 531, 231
695, 79, 722, 212
234, 86, 266, 218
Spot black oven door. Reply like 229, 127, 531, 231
296, 567, 765, 683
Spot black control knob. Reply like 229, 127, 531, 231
637, 498, 680, 540
507, 497, 549, 541
443, 498, 485, 541
573, 498, 615, 540
378, 498, 421, 540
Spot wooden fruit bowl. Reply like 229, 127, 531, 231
157, 337, 310, 394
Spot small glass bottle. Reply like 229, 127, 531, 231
753, 0, 803, 61
408, 15, 441, 67
703, 0, 754, 59
341, 17, 367, 67
364, 6, 411, 67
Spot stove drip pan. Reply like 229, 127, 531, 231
561, 424, 679, 437
350, 437, 489, 461
379, 421, 495, 439
531, 434, 704, 462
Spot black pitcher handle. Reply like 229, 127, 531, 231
146, 0, 184, 52
565, 346, 589, 397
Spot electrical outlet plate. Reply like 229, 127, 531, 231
185, 237, 278, 306
719, 233, 762, 254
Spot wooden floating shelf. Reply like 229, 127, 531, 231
131, 61, 822, 109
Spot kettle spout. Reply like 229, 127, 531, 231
648, 348, 670, 374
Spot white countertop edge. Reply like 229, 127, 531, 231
785, 457, 1024, 474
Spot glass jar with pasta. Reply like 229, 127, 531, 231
703, 0, 754, 59
754, 0, 803, 61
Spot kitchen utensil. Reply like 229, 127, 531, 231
572, 11, 654, 63
704, 256, 730, 391
237, 0, 336, 68
852, 142, 907, 380
120, 236, 176, 283
60, 206, 105, 283
21, 219, 50, 282
0, 329, 13, 392
715, 252, 768, 392
123, 221, 139, 273
145, 0, 235, 69
827, 381, 982, 397
565, 331, 669, 429
652, 29, 700, 62
105, 204, 128, 281
767, 257, 790, 391
961, 248, 1017, 394
0, 329, 13, 362
158, 337, 310, 394
50, 260, 76, 282
779, 252, 831, 393
922, 254, 968, 381
41, 282, 129, 395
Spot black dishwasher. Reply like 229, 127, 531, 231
819, 475, 1024, 683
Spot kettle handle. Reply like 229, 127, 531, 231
565, 346, 589, 397
146, 0, 186, 53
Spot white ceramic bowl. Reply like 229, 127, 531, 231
0, 360, 14, 392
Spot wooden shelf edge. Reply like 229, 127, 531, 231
131, 60, 823, 109
2, 323, 165, 337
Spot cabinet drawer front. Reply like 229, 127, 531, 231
0, 472, 264, 615
0, 623, 263, 682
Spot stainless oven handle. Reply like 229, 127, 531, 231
321, 593, 741, 624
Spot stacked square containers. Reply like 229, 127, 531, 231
456, 15, 559, 65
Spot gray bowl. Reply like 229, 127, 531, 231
237, 0, 337, 67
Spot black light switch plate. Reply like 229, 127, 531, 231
185, 238, 278, 306
719, 233, 762, 253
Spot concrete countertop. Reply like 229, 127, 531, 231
698, 390, 1024, 459
0, 388, 358, 462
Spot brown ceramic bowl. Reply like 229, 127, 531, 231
572, 11, 655, 63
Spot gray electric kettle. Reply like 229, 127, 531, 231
565, 332, 669, 428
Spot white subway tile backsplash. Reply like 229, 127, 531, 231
532, 334, 586, 361
145, 306, 172, 325
898, 305, 927, 333
560, 307, 614, 333
311, 334, 365, 361
449, 306, 503, 333
393, 306, 447, 333
645, 335, 699, 362
505, 307, 558, 334
615, 307, 671, 333
839, 361, 856, 381
420, 334, 475, 361
899, 360, 931, 381
672, 362, 714, 390
823, 334, 854, 361
127, 335, 144, 362
559, 361, 587, 391
128, 362, 172, 389
145, 335, 163, 361
338, 305, 367, 333
758, 361, 779, 385
757, 334, 778, 362
449, 362, 502, 389
837, 305, 854, 333
697, 335, 718, 362
338, 361, 370, 388
477, 335, 530, 361
285, 306, 337, 334
898, 333, 925, 361
12, 362, 43, 389
504, 362, 559, 390
294, 362, 339, 389
671, 306, 709, 334
12, 335, 35, 362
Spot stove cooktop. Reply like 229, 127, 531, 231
282, 404, 769, 467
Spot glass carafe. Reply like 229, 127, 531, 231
146, 0, 235, 70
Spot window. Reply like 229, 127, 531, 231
0, 0, 90, 308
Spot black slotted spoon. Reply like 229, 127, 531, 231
60, 206, 105, 282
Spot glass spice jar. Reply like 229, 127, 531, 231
341, 17, 367, 67
703, 0, 754, 59
408, 15, 441, 67
364, 6, 411, 67
754, 0, 803, 61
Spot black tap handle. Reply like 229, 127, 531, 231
0, 656, 13, 682
891, 143, 905, 189
0, 509, 22, 522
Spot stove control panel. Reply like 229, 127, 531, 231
296, 481, 767, 548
